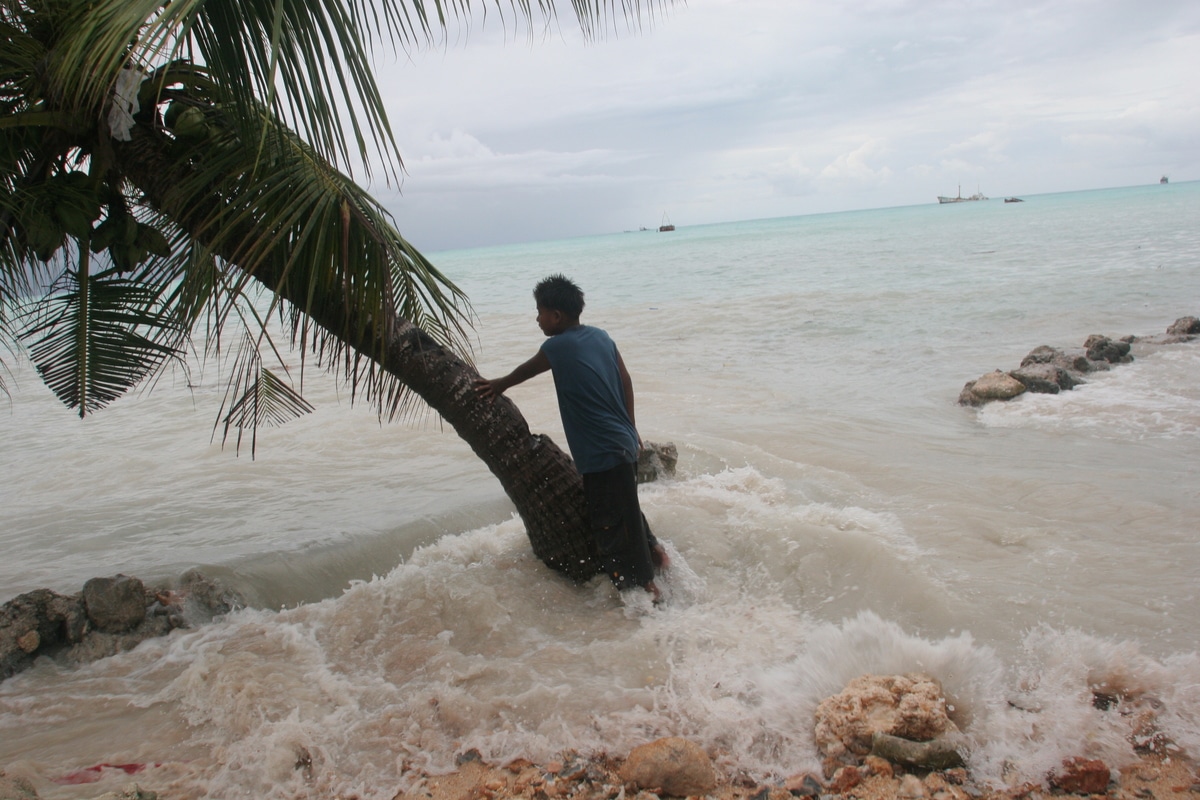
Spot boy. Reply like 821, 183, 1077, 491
475, 275, 667, 600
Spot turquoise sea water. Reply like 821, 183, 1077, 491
2, 182, 1199, 798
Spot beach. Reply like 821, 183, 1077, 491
2, 182, 1200, 799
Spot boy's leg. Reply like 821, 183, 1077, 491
582, 462, 656, 591
643, 514, 669, 570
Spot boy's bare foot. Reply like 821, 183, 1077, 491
650, 543, 670, 571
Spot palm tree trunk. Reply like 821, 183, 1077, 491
115, 129, 603, 583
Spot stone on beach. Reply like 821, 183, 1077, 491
1083, 334, 1132, 364
82, 574, 147, 633
1048, 756, 1111, 795
782, 772, 825, 796
828, 765, 862, 793
896, 773, 926, 798
1166, 316, 1200, 338
636, 441, 678, 484
871, 731, 966, 770
1008, 362, 1078, 394
958, 370, 1026, 406
0, 588, 88, 680
618, 736, 717, 796
1021, 344, 1094, 373
814, 673, 964, 773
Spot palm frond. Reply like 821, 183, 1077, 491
140, 93, 473, 341
217, 332, 314, 457
19, 260, 185, 416
0, 295, 16, 397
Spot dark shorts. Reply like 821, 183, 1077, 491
582, 461, 658, 591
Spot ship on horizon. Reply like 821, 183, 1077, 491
937, 185, 988, 204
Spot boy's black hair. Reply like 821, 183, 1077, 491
534, 274, 585, 318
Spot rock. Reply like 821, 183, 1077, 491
0, 771, 39, 800
94, 784, 157, 800
783, 773, 824, 797
0, 588, 88, 680
956, 381, 983, 407
2, 571, 245, 683
176, 570, 243, 621
897, 773, 926, 798
1131, 706, 1172, 753
1084, 335, 1132, 364
814, 674, 961, 760
943, 768, 968, 785
1021, 345, 1094, 374
83, 575, 147, 633
966, 318, 1199, 406
1166, 316, 1200, 337
619, 737, 716, 797
871, 731, 967, 770
862, 755, 893, 779
637, 441, 678, 484
958, 371, 1026, 406
65, 613, 173, 665
923, 772, 949, 793
1009, 362, 1078, 394
829, 765, 861, 793
748, 788, 789, 800
1048, 756, 1110, 794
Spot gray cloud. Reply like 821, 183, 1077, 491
370, 0, 1200, 251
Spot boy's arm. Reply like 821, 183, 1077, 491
475, 350, 552, 398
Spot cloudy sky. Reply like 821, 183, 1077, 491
365, 1, 1199, 252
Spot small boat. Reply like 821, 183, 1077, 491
1161, 175, 1169, 184
1004, 197, 1024, 203
659, 212, 675, 232
937, 185, 987, 204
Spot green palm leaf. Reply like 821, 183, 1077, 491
20, 265, 184, 416
218, 332, 315, 457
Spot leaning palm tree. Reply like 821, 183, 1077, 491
0, 0, 666, 583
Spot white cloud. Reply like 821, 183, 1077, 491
819, 138, 894, 184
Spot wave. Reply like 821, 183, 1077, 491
3, 467, 1199, 798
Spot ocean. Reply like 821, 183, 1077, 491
2, 181, 1199, 798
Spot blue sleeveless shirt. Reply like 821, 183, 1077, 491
539, 325, 639, 474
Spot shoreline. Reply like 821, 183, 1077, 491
394, 748, 1200, 800
2, 744, 1195, 800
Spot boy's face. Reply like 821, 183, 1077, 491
536, 303, 570, 336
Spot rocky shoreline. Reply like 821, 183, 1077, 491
3, 748, 1196, 800
0, 570, 242, 682
0, 442, 678, 686
3, 668, 1196, 800
958, 316, 1200, 407
345, 672, 1199, 800
395, 747, 1198, 800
